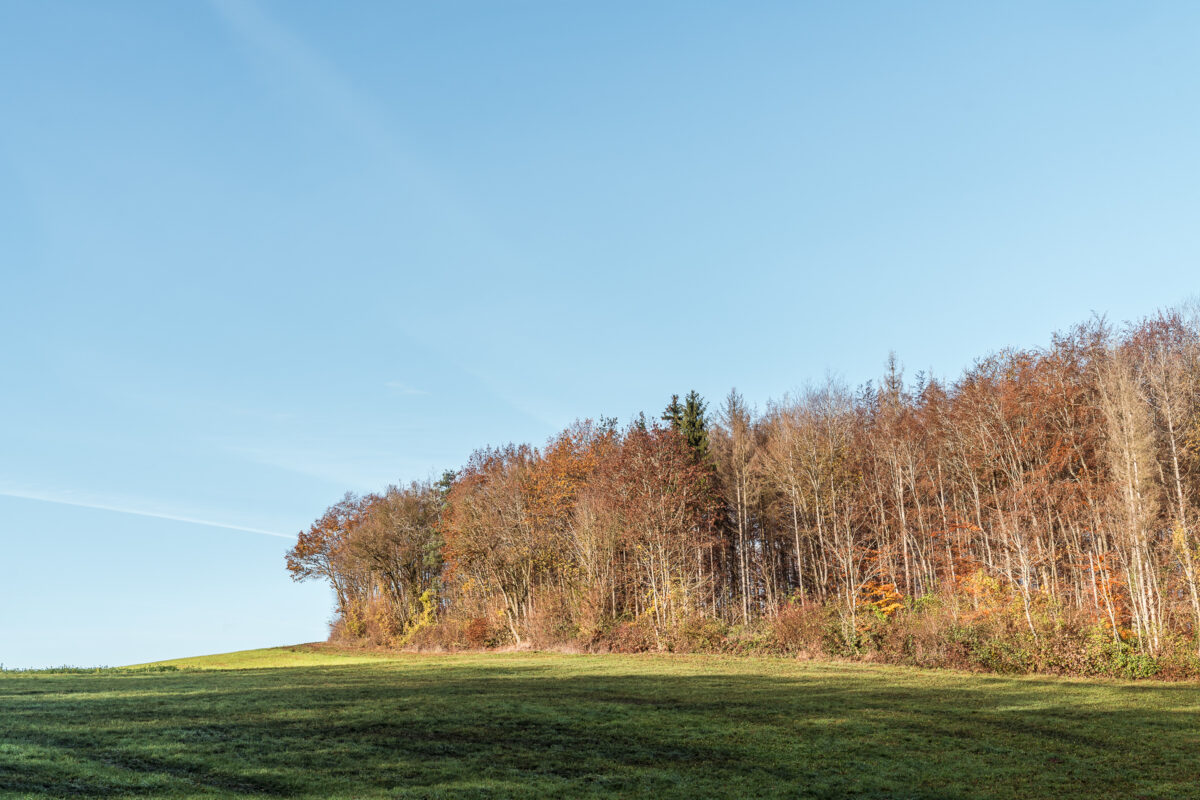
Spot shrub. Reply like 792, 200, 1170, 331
673, 615, 728, 653
1083, 630, 1161, 679
596, 619, 657, 653
721, 622, 775, 656
1153, 637, 1200, 680
464, 617, 492, 648
329, 598, 407, 647
525, 593, 579, 649
770, 603, 834, 656
405, 612, 511, 651
326, 589, 1198, 681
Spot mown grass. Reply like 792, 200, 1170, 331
2, 646, 1198, 798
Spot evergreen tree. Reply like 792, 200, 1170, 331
435, 470, 457, 502
662, 394, 684, 429
681, 390, 710, 460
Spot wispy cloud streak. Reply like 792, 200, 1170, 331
0, 488, 293, 539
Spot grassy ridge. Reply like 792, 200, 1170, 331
137, 643, 399, 671
1, 648, 1198, 798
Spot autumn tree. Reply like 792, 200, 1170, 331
345, 481, 442, 629
286, 492, 371, 615
288, 301, 1200, 670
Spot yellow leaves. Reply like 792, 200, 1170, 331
1170, 521, 1199, 562
956, 569, 1010, 623
859, 581, 904, 618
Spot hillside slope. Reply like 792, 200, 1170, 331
3, 648, 1199, 798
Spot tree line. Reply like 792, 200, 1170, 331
287, 305, 1200, 677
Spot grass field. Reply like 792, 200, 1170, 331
2, 647, 1199, 798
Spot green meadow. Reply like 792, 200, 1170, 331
2, 647, 1198, 799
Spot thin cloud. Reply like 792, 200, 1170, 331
0, 488, 293, 539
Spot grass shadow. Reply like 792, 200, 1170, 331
1, 655, 1198, 798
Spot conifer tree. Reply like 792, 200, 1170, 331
662, 394, 684, 429
681, 390, 710, 460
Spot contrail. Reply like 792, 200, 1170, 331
0, 488, 293, 539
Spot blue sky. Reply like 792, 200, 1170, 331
2, 1, 1198, 668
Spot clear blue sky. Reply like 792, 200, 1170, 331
3, 1, 1198, 668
